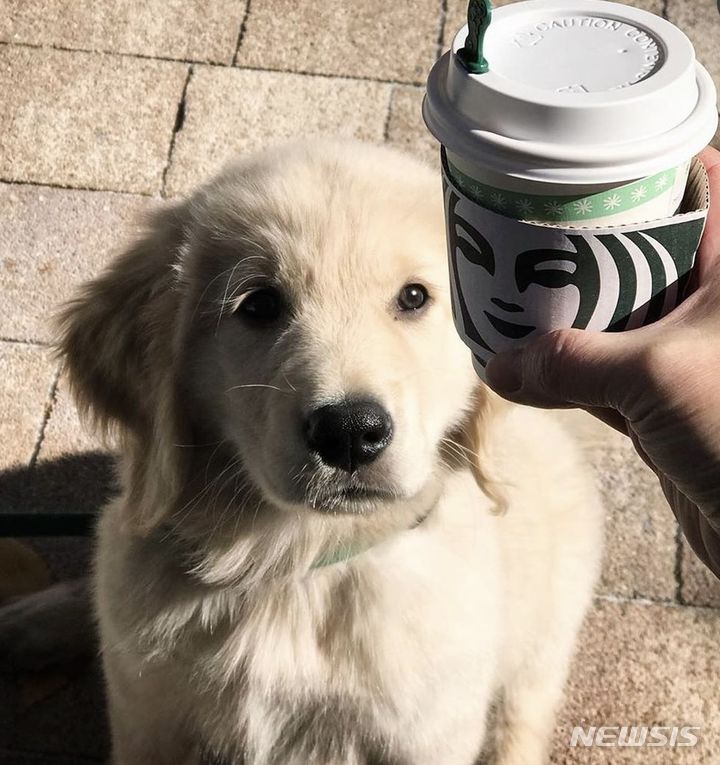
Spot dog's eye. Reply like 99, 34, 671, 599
237, 288, 285, 323
397, 284, 429, 312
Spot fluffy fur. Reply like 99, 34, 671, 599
58, 140, 603, 765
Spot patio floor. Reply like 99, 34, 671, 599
1, 0, 720, 762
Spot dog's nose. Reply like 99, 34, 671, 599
304, 399, 393, 472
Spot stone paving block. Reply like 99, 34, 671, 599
0, 0, 247, 64
0, 46, 187, 194
552, 599, 720, 763
680, 537, 720, 609
588, 439, 678, 601
236, 0, 440, 83
667, 0, 720, 89
443, 0, 665, 53
385, 85, 439, 169
0, 183, 149, 343
1, 374, 115, 574
166, 67, 391, 196
25, 378, 116, 579
0, 342, 56, 471
22, 378, 117, 522
40, 380, 106, 459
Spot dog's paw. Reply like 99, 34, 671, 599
0, 578, 95, 671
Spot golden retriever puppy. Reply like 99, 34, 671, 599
58, 140, 603, 765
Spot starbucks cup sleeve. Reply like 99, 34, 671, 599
442, 151, 711, 379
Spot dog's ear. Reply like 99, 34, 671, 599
57, 202, 189, 533
451, 384, 509, 514
57, 203, 186, 436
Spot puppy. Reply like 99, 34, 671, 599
58, 140, 603, 765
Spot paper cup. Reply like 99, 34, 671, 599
445, 152, 691, 227
443, 152, 709, 379
423, 0, 718, 375
424, 1, 718, 192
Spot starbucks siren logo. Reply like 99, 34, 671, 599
443, 181, 704, 368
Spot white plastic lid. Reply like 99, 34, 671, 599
423, 0, 718, 185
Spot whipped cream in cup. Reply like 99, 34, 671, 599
423, 0, 717, 377
424, 0, 718, 227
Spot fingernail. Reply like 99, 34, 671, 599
486, 349, 523, 394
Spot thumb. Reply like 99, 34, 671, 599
485, 328, 644, 410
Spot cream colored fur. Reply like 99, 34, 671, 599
58, 140, 603, 765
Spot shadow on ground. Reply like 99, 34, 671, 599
0, 452, 115, 763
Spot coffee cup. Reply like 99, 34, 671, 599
423, 0, 718, 376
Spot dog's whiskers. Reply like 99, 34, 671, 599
206, 468, 252, 545
442, 436, 477, 457
281, 372, 297, 393
188, 263, 260, 325
172, 439, 226, 449
225, 383, 294, 395
290, 461, 311, 488
245, 493, 265, 537
215, 266, 263, 333
440, 436, 476, 465
219, 271, 264, 312
439, 440, 475, 473
165, 451, 244, 537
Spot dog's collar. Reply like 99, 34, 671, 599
310, 505, 434, 570
159, 504, 436, 575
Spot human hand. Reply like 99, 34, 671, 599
485, 147, 720, 578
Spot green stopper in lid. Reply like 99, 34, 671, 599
459, 0, 492, 74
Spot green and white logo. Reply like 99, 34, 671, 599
443, 171, 706, 368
